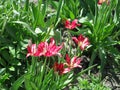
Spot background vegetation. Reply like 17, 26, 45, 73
0, 0, 120, 90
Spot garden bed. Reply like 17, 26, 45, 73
0, 0, 120, 90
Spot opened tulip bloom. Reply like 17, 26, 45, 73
26, 38, 63, 57
65, 19, 81, 29
43, 38, 64, 57
72, 34, 90, 51
38, 38, 64, 57
65, 54, 82, 69
53, 62, 71, 75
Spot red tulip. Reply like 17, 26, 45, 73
53, 62, 70, 75
98, 0, 110, 5
72, 34, 90, 51
37, 38, 64, 57
65, 54, 82, 69
65, 19, 81, 29
26, 38, 63, 57
26, 40, 39, 57
44, 38, 64, 57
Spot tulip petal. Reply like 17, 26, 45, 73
65, 54, 71, 64
72, 37, 79, 44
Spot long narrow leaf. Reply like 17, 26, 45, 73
10, 74, 26, 90
11, 21, 37, 37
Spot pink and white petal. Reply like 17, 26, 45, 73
74, 64, 82, 68
37, 42, 48, 56
73, 58, 82, 68
65, 20, 71, 29
56, 53, 62, 57
83, 38, 89, 45
63, 68, 71, 74
31, 44, 37, 53
71, 21, 77, 29
72, 37, 79, 44
26, 44, 37, 57
49, 38, 55, 48
71, 56, 78, 64
76, 58, 81, 64
26, 53, 31, 58
80, 46, 85, 51
55, 43, 64, 52
71, 19, 78, 25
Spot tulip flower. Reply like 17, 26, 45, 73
26, 40, 38, 57
44, 38, 64, 57
72, 34, 90, 51
98, 0, 110, 5
37, 38, 64, 57
65, 19, 81, 30
65, 54, 82, 69
26, 38, 63, 57
53, 62, 70, 75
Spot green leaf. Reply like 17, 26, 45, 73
30, 82, 38, 90
0, 58, 6, 67
54, 0, 64, 27
42, 69, 53, 90
0, 68, 6, 75
89, 49, 97, 67
69, 11, 75, 19
11, 21, 37, 37
98, 47, 107, 74
10, 74, 26, 90
9, 45, 16, 57
24, 79, 33, 90
75, 64, 97, 78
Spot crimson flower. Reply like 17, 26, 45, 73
72, 34, 90, 51
53, 62, 70, 75
65, 19, 81, 30
26, 38, 63, 57
98, 0, 110, 5
65, 54, 82, 69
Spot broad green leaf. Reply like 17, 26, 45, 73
11, 21, 37, 37
10, 74, 26, 90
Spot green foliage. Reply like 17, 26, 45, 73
0, 0, 120, 89
76, 0, 120, 75
70, 75, 111, 90
10, 57, 73, 90
61, 0, 80, 19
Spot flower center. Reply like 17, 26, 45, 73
78, 41, 82, 47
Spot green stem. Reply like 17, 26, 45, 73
43, 25, 53, 41
29, 57, 37, 74
39, 57, 47, 88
